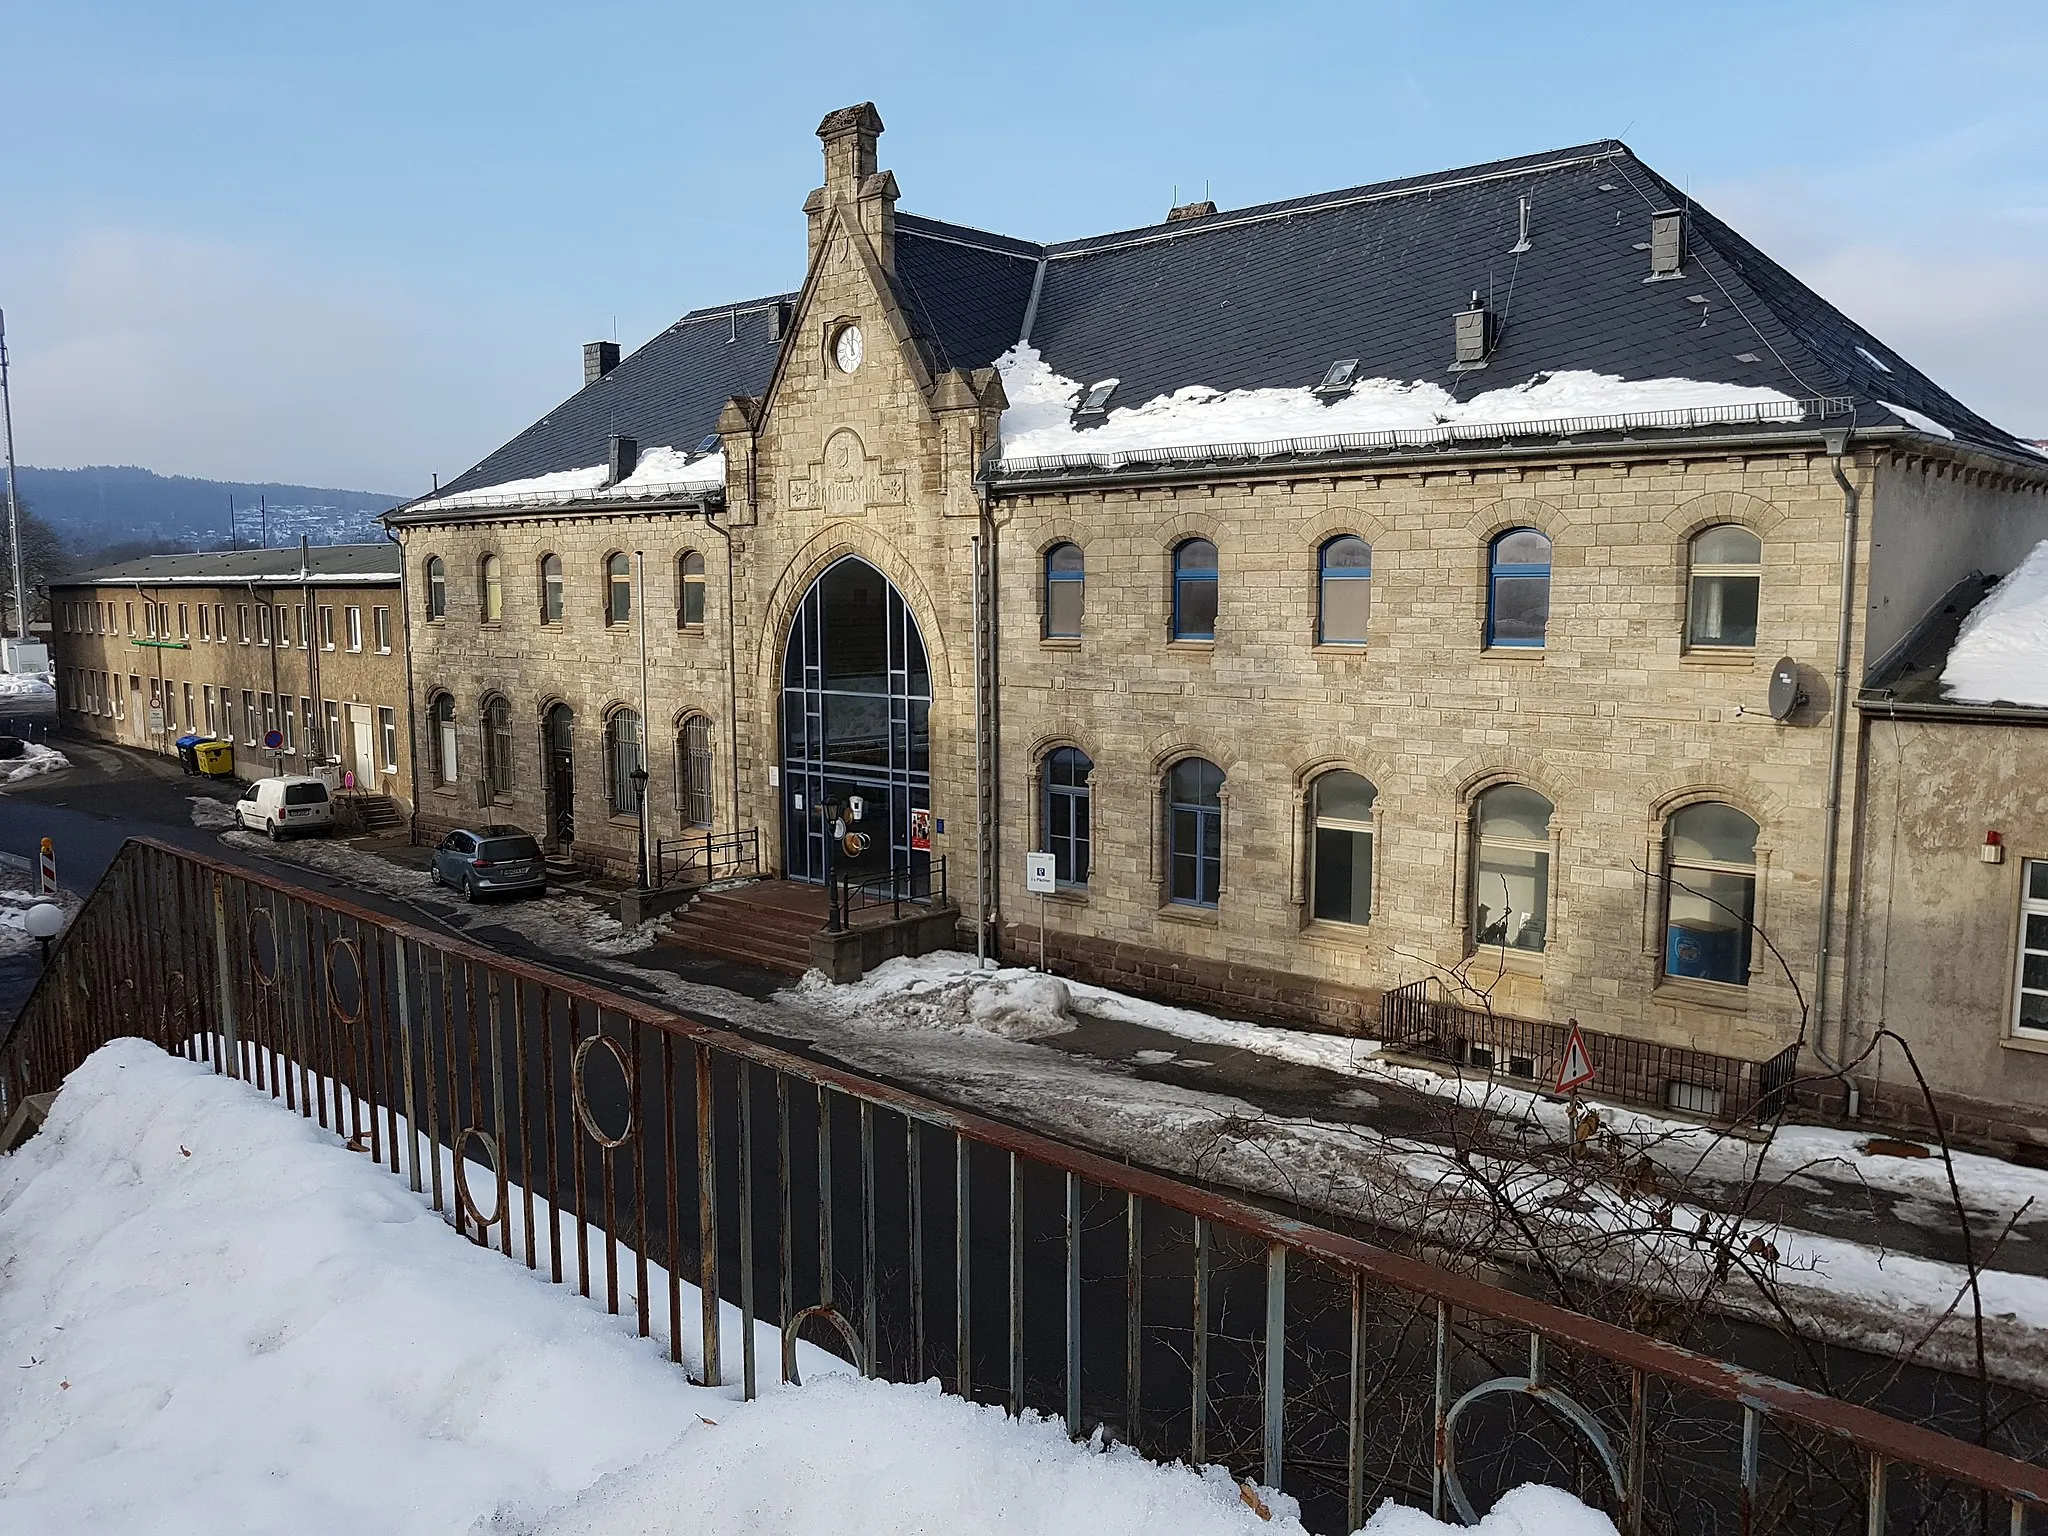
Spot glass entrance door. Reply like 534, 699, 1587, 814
780, 557, 932, 891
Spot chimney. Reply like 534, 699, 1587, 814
768, 300, 793, 342
1451, 293, 1492, 371
808, 102, 897, 270
1649, 209, 1685, 278
608, 434, 638, 486
1166, 199, 1217, 224
584, 341, 620, 384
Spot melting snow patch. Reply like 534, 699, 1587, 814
994, 344, 1801, 463
0, 742, 67, 785
1940, 539, 2048, 707
188, 794, 238, 829
416, 448, 725, 511
1880, 400, 1954, 440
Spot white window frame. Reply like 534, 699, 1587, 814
373, 606, 391, 653
2017, 859, 2048, 1039
346, 606, 363, 652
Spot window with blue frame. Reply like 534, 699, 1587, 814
1044, 542, 1084, 638
1172, 539, 1218, 640
1043, 747, 1092, 885
1318, 535, 1372, 644
1165, 757, 1224, 906
1486, 529, 1552, 647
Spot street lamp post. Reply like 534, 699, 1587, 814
632, 766, 650, 891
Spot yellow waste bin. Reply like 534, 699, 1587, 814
194, 739, 235, 777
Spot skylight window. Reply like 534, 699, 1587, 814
696, 433, 722, 454
1077, 380, 1118, 416
1315, 359, 1360, 397
1856, 345, 1894, 375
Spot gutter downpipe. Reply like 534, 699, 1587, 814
971, 525, 987, 967
1815, 429, 1857, 1101
698, 497, 742, 849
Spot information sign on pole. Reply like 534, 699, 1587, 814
1025, 852, 1056, 973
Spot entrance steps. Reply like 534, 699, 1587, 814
347, 795, 406, 835
663, 881, 826, 976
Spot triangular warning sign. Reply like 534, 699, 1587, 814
1554, 1022, 1597, 1095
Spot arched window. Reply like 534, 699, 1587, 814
424, 557, 447, 622
604, 708, 643, 815
1172, 538, 1218, 640
678, 551, 706, 630
1664, 803, 1759, 986
1043, 747, 1092, 886
540, 554, 564, 623
1471, 785, 1554, 952
606, 552, 632, 626
428, 692, 457, 784
676, 714, 713, 827
1311, 770, 1377, 924
479, 554, 504, 623
1044, 542, 1084, 639
1164, 757, 1224, 907
1686, 525, 1763, 649
1486, 529, 1551, 648
1318, 536, 1372, 645
482, 694, 513, 801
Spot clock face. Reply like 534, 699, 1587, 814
833, 324, 864, 374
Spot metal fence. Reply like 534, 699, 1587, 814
826, 855, 949, 933
3, 838, 2044, 1536
1381, 977, 1801, 1126
653, 828, 762, 891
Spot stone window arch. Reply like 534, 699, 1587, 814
675, 712, 713, 828
539, 553, 564, 624
1318, 535, 1372, 646
1309, 769, 1378, 925
1662, 801, 1761, 986
677, 550, 706, 630
1485, 530, 1550, 648
604, 706, 643, 816
1044, 541, 1084, 639
427, 690, 457, 784
605, 552, 632, 626
424, 556, 447, 622
479, 554, 504, 623
1172, 538, 1218, 640
1685, 525, 1763, 650
1470, 783, 1554, 953
1042, 745, 1093, 886
1163, 756, 1224, 907
481, 693, 513, 802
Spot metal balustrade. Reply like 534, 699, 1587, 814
3, 837, 2045, 1535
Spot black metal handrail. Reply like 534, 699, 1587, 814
1380, 976, 1801, 1125
4, 839, 2045, 1536
653, 828, 761, 891
826, 855, 948, 933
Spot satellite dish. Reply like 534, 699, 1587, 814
1767, 658, 1803, 721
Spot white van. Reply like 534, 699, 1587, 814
234, 775, 335, 840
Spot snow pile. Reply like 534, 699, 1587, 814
188, 793, 238, 829
0, 1039, 1630, 1536
0, 741, 67, 785
417, 447, 725, 511
968, 971, 1074, 1039
0, 672, 55, 701
1940, 540, 2048, 707
1880, 401, 1955, 441
1362, 1485, 1616, 1536
0, 869, 74, 956
994, 344, 1802, 464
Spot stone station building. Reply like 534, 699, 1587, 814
391, 105, 2048, 1137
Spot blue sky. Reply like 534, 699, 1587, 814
5, 0, 2047, 492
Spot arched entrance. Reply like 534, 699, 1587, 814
542, 702, 575, 851
781, 556, 932, 890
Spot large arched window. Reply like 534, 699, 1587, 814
1311, 770, 1377, 924
1043, 747, 1092, 886
1486, 529, 1551, 648
604, 708, 643, 815
540, 554, 564, 623
428, 692, 457, 784
677, 551, 706, 629
1686, 525, 1763, 649
1471, 784, 1554, 952
1044, 542, 1084, 639
676, 714, 713, 828
606, 552, 632, 626
424, 557, 447, 622
482, 694, 513, 801
479, 554, 504, 623
1318, 536, 1372, 645
1172, 538, 1218, 640
1664, 803, 1759, 986
1164, 757, 1224, 907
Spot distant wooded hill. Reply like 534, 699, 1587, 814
12, 465, 404, 550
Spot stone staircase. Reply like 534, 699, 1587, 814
347, 794, 406, 835
663, 881, 827, 976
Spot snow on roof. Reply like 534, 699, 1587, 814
414, 446, 725, 512
1940, 539, 2048, 707
1881, 401, 1955, 440
994, 344, 1805, 467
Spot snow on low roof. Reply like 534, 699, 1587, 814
410, 446, 726, 513
993, 344, 1812, 469
1939, 540, 2048, 708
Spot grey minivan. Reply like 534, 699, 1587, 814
430, 825, 546, 901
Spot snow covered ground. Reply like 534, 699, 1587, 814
0, 742, 67, 785
994, 344, 1801, 463
1941, 539, 2048, 706
0, 1041, 1615, 1536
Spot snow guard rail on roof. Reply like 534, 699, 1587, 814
4, 837, 2045, 1536
989, 396, 1854, 482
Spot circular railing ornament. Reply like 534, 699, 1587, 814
452, 1125, 504, 1231
572, 1032, 636, 1150
1440, 1374, 1626, 1527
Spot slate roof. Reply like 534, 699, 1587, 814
54, 544, 400, 588
407, 139, 2040, 514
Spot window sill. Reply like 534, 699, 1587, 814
1467, 945, 1545, 975
1653, 976, 1752, 1013
1311, 643, 1370, 657
2001, 1034, 2048, 1057
1166, 638, 1216, 652
1158, 901, 1220, 927
1679, 648, 1757, 669
1039, 636, 1082, 651
1302, 917, 1374, 946
1480, 646, 1546, 661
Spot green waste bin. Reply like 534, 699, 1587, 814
195, 739, 234, 777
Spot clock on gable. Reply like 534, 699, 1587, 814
832, 324, 864, 374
